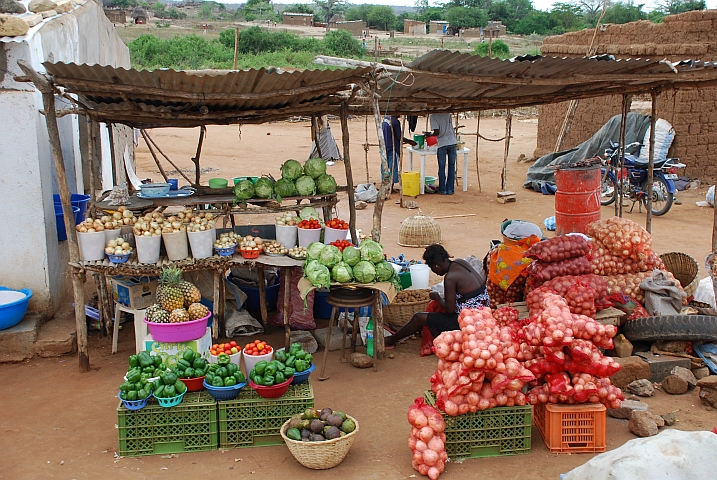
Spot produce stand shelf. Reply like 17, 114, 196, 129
219, 380, 315, 449
424, 391, 532, 459
117, 391, 218, 457
497, 302, 624, 326
137, 193, 337, 213
533, 402, 606, 454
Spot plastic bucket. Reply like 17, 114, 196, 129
162, 230, 189, 261
187, 228, 216, 259
275, 224, 298, 248
313, 289, 333, 319
409, 264, 430, 290
53, 193, 90, 222
54, 204, 80, 242
134, 234, 161, 264
402, 172, 420, 197
426, 135, 438, 147
554, 166, 601, 236
244, 349, 273, 377
236, 280, 280, 311
323, 226, 347, 245
104, 228, 123, 246
399, 271, 412, 289
77, 231, 106, 261
298, 227, 321, 248
413, 134, 425, 149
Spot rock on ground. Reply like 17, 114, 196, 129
0, 0, 26, 14
607, 399, 649, 419
629, 410, 659, 437
626, 379, 655, 397
693, 367, 711, 380
697, 375, 717, 410
0, 13, 28, 36
350, 352, 373, 369
611, 356, 650, 389
671, 366, 697, 389
28, 0, 56, 13
661, 374, 689, 395
661, 412, 677, 426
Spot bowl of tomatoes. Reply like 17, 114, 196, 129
298, 218, 322, 247
324, 218, 349, 245
243, 340, 273, 376
209, 341, 242, 367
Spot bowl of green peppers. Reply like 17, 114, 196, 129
275, 343, 314, 385
248, 358, 296, 398
203, 353, 247, 401
152, 372, 189, 408
173, 348, 210, 392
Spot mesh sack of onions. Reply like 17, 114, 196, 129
586, 216, 652, 260
590, 240, 665, 275
603, 270, 682, 304
542, 274, 608, 301
408, 397, 448, 480
570, 314, 617, 349
525, 235, 590, 263
527, 256, 592, 283
493, 306, 520, 326
486, 275, 526, 306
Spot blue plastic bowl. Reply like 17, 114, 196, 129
203, 380, 246, 401
215, 245, 237, 257
107, 252, 131, 264
118, 391, 151, 411
291, 363, 316, 385
0, 287, 33, 331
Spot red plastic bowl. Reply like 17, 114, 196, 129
181, 376, 206, 392
240, 249, 260, 259
249, 376, 293, 399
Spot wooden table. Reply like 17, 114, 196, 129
406, 147, 471, 194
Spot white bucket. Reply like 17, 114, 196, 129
162, 230, 189, 261
77, 231, 107, 261
298, 227, 321, 248
187, 228, 216, 259
275, 224, 298, 249
104, 228, 122, 246
409, 264, 430, 290
135, 234, 162, 264
323, 226, 347, 245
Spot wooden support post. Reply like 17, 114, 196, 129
646, 91, 657, 233
143, 130, 193, 184
219, 269, 226, 338
258, 266, 268, 328
85, 118, 99, 214
500, 109, 512, 192
364, 116, 370, 183
312, 116, 324, 159
212, 270, 220, 340
617, 95, 630, 218
340, 102, 358, 245
475, 112, 482, 193
283, 267, 291, 352
141, 129, 169, 182
399, 116, 406, 207
233, 27, 239, 70
101, 274, 115, 337
18, 60, 89, 372
191, 126, 206, 187
373, 290, 385, 368
371, 94, 390, 242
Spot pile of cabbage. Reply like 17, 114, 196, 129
274, 159, 337, 201
303, 239, 398, 288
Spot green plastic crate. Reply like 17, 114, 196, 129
117, 391, 218, 457
219, 381, 314, 448
424, 390, 531, 459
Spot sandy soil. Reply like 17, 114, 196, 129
2, 116, 717, 479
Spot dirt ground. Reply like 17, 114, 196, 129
2, 116, 717, 479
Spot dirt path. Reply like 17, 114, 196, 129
2, 116, 717, 479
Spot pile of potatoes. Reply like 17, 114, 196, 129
393, 289, 431, 304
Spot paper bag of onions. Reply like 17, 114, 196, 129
408, 398, 447, 480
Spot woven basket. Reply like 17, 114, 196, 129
384, 290, 431, 327
398, 213, 441, 247
281, 415, 359, 470
660, 252, 699, 297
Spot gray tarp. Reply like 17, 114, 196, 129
524, 112, 652, 192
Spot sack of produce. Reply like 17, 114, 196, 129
590, 240, 664, 275
586, 216, 652, 260
527, 256, 592, 283
407, 397, 447, 480
525, 235, 590, 263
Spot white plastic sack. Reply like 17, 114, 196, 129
355, 183, 379, 203
708, 185, 715, 207
637, 118, 675, 163
693, 276, 716, 308
563, 429, 717, 480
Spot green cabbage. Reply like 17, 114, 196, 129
295, 175, 316, 196
316, 174, 337, 194
304, 158, 327, 179
306, 242, 325, 261
331, 261, 353, 283
353, 260, 376, 284
280, 159, 303, 181
359, 239, 384, 264
233, 179, 254, 200
319, 245, 342, 268
342, 246, 361, 267
306, 263, 331, 289
375, 260, 396, 282
253, 177, 274, 199
274, 178, 296, 200
300, 206, 320, 221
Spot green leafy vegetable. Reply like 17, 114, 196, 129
233, 179, 255, 200
319, 245, 342, 268
359, 238, 384, 264
304, 158, 327, 179
281, 159, 303, 181
331, 261, 354, 283
295, 175, 316, 196
274, 178, 296, 201
300, 206, 321, 221
316, 174, 337, 194
342, 246, 361, 267
353, 260, 377, 283
306, 263, 331, 289
306, 242, 325, 261
375, 260, 396, 282
253, 177, 274, 198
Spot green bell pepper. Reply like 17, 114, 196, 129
254, 360, 268, 376
138, 351, 153, 368
275, 349, 287, 363
208, 363, 219, 372
263, 374, 275, 386
183, 367, 195, 378
264, 364, 276, 377
295, 350, 307, 360
134, 382, 144, 391
126, 370, 141, 383
217, 353, 231, 366
140, 373, 150, 382
153, 355, 163, 367
216, 366, 228, 378
289, 342, 302, 355
234, 371, 245, 384
295, 360, 308, 373
212, 376, 225, 387
174, 380, 187, 395
126, 390, 138, 401
275, 372, 285, 384
152, 368, 164, 378
252, 374, 262, 385
249, 369, 257, 381
177, 359, 191, 370
164, 384, 176, 397
162, 372, 178, 386
205, 372, 215, 382
285, 355, 296, 368
154, 384, 165, 397
183, 348, 195, 363
274, 361, 286, 371
224, 376, 237, 386
137, 388, 149, 399
128, 354, 139, 368
304, 353, 313, 363
284, 367, 295, 377
226, 363, 238, 376
193, 358, 207, 370
119, 381, 133, 392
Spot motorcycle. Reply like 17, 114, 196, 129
600, 141, 685, 216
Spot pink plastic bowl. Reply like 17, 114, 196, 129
143, 312, 211, 342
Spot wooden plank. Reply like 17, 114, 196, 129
497, 191, 516, 204
284, 267, 292, 351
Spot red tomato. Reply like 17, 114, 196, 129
229, 340, 237, 347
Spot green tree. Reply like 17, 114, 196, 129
345, 4, 371, 22
550, 3, 586, 31
473, 39, 511, 59
152, 1, 165, 15
107, 0, 131, 8
367, 6, 396, 31
603, 2, 646, 24
489, 0, 533, 31
577, 0, 605, 27
512, 10, 554, 34
322, 29, 364, 56
166, 7, 187, 19
199, 2, 213, 19
286, 3, 315, 14
657, 0, 706, 14
446, 6, 488, 29
314, 0, 346, 22
395, 11, 415, 32
417, 6, 444, 23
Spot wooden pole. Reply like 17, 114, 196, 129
500, 109, 512, 191
18, 60, 89, 372
364, 116, 370, 183
340, 102, 359, 245
283, 267, 291, 352
140, 129, 169, 182
646, 91, 657, 233
212, 270, 220, 340
233, 27, 239, 70
191, 126, 206, 186
85, 117, 99, 215
475, 112, 482, 192
142, 130, 193, 184
312, 116, 324, 159
399, 116, 406, 206
373, 290, 385, 364
617, 95, 630, 218
371, 93, 391, 242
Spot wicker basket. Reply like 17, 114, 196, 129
383, 290, 431, 327
660, 252, 699, 297
398, 213, 441, 247
281, 415, 359, 470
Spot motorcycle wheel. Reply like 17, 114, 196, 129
641, 176, 673, 216
600, 173, 617, 206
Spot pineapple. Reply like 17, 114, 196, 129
187, 302, 209, 321
157, 267, 185, 312
169, 308, 189, 323
145, 304, 162, 322
154, 310, 170, 324
180, 281, 202, 307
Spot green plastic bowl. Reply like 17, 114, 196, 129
209, 178, 229, 189
424, 176, 437, 186
233, 176, 259, 185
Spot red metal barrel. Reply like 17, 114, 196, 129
554, 166, 601, 236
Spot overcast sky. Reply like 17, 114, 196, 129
349, 1, 717, 12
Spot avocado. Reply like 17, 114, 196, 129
303, 408, 320, 420
319, 407, 333, 421
326, 414, 343, 428
333, 410, 347, 421
309, 433, 325, 442
341, 418, 356, 434
309, 419, 325, 433
287, 416, 302, 430
325, 426, 341, 440
300, 428, 311, 439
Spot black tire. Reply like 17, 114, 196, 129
641, 176, 673, 216
600, 173, 617, 206
622, 315, 717, 342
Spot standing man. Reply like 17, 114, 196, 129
382, 115, 416, 193
430, 113, 458, 195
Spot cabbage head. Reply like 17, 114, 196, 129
375, 260, 396, 282
342, 246, 361, 267
280, 159, 303, 181
331, 261, 353, 283
319, 245, 342, 268
253, 177, 274, 199
359, 239, 384, 264
233, 179, 254, 201
306, 242, 325, 261
306, 263, 331, 289
353, 260, 376, 284
304, 158, 327, 179
300, 206, 320, 221
295, 175, 316, 196
274, 178, 296, 200
316, 174, 337, 194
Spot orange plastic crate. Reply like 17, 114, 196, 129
533, 403, 606, 454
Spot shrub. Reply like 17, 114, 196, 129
473, 39, 511, 59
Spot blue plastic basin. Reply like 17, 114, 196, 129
54, 204, 81, 242
0, 287, 33, 330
